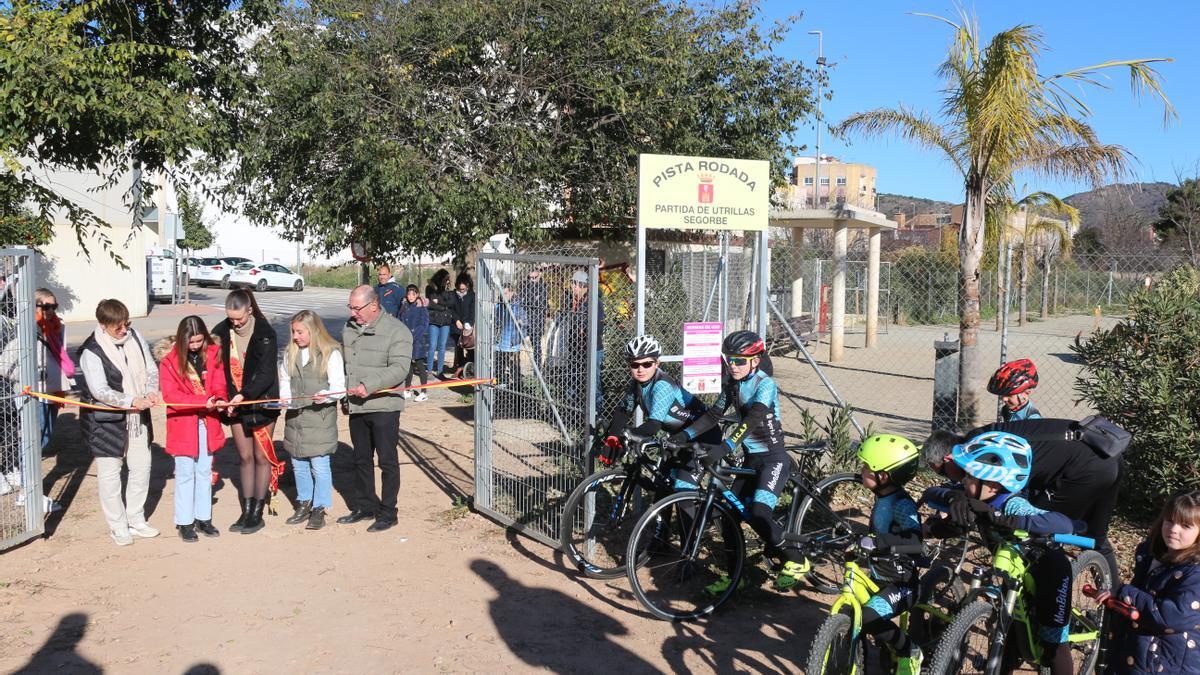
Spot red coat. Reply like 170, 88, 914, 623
159, 344, 228, 458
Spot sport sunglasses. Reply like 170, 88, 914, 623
627, 359, 657, 370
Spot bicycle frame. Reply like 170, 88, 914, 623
828, 560, 881, 639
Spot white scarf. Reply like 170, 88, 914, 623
93, 324, 150, 436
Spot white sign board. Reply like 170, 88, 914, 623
638, 153, 769, 231
682, 322, 723, 394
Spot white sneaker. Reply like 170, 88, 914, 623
111, 529, 134, 546
403, 391, 413, 399
414, 392, 428, 402
43, 496, 62, 513
128, 522, 160, 538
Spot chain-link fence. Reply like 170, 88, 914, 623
515, 229, 1190, 444
473, 253, 599, 547
0, 249, 44, 550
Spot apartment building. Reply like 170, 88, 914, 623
785, 156, 878, 210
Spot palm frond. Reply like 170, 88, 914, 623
1047, 58, 1177, 127
836, 106, 965, 175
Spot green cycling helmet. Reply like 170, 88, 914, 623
858, 433, 920, 486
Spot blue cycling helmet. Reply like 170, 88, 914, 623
950, 431, 1032, 494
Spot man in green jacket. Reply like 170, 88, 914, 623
340, 285, 413, 532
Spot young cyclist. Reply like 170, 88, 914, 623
855, 433, 925, 675
988, 359, 1042, 421
684, 330, 811, 592
600, 335, 717, 470
1097, 489, 1200, 675
924, 431, 1080, 675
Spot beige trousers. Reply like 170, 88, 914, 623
95, 426, 152, 533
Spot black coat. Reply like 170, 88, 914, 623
425, 286, 456, 327
211, 318, 280, 429
450, 291, 475, 336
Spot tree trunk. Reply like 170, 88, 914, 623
958, 181, 987, 430
1018, 243, 1028, 327
1040, 254, 1051, 319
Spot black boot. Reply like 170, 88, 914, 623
194, 519, 220, 537
306, 507, 326, 530
286, 500, 312, 525
177, 523, 198, 543
228, 497, 252, 532
240, 498, 266, 534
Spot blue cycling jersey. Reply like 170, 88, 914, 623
1002, 401, 1042, 422
715, 370, 785, 454
609, 370, 707, 436
871, 491, 922, 538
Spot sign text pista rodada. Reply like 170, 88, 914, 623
637, 153, 769, 231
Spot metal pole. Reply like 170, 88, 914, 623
15, 250, 43, 528
701, 255, 724, 322
757, 229, 770, 336
809, 31, 824, 209
718, 231, 729, 330
998, 243, 1013, 421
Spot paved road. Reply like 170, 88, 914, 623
186, 285, 351, 325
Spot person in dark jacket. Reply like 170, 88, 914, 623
450, 272, 476, 378
425, 269, 454, 377
1098, 490, 1200, 675
375, 264, 404, 318
211, 289, 281, 534
922, 417, 1122, 580
516, 266, 549, 369
77, 299, 160, 546
399, 285, 430, 402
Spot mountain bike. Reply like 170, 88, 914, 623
804, 538, 965, 675
928, 526, 1112, 675
622, 442, 874, 622
559, 429, 686, 579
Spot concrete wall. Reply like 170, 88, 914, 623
33, 167, 149, 322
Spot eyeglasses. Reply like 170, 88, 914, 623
347, 300, 377, 312
627, 360, 657, 370
725, 356, 754, 366
37, 303, 58, 311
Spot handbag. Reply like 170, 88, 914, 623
1073, 415, 1132, 459
458, 327, 476, 350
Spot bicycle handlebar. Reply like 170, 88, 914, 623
1083, 584, 1140, 620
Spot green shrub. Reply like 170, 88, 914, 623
1071, 266, 1200, 517
888, 246, 959, 325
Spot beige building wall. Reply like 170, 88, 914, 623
32, 167, 151, 322
786, 157, 878, 209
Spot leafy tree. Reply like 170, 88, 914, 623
0, 173, 51, 246
177, 189, 214, 251
0, 0, 273, 260
1154, 176, 1200, 265
1072, 227, 1105, 257
838, 10, 1173, 427
230, 0, 820, 261
1072, 266, 1200, 517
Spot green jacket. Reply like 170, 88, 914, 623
343, 312, 412, 414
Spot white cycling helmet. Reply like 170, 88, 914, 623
624, 335, 662, 361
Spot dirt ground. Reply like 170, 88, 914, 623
0, 386, 831, 674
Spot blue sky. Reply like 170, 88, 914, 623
759, 1, 1198, 202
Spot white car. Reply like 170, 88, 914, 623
229, 262, 305, 292
190, 257, 253, 288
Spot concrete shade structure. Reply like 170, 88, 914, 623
770, 204, 899, 362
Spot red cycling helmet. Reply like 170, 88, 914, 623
722, 330, 765, 357
987, 359, 1039, 396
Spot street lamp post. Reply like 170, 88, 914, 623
809, 30, 824, 208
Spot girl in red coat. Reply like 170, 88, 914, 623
156, 316, 228, 542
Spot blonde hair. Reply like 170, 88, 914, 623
285, 310, 340, 379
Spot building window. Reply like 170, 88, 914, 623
803, 177, 813, 186
820, 177, 830, 186
836, 177, 847, 186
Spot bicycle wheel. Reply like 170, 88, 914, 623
626, 491, 746, 622
804, 612, 864, 675
793, 472, 873, 593
1051, 550, 1112, 675
929, 599, 998, 674
559, 468, 649, 579
909, 563, 966, 651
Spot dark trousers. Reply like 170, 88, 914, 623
497, 351, 522, 390
1031, 458, 1123, 581
405, 358, 428, 388
348, 411, 401, 521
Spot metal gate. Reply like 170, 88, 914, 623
473, 253, 599, 547
1, 248, 44, 550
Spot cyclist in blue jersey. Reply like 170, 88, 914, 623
600, 335, 719, 467
683, 330, 811, 593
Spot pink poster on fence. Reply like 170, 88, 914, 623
682, 322, 723, 394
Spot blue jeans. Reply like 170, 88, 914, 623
291, 455, 332, 509
40, 401, 58, 449
427, 324, 452, 374
173, 419, 213, 525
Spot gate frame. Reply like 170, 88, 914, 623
473, 252, 598, 547
1, 247, 44, 550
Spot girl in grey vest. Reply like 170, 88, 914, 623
279, 310, 344, 530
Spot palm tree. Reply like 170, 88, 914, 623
837, 11, 1173, 427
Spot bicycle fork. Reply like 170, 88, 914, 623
985, 589, 1019, 675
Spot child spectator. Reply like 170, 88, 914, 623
156, 316, 228, 542
987, 358, 1042, 421
398, 285, 430, 402
1098, 489, 1200, 675
279, 310, 344, 530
